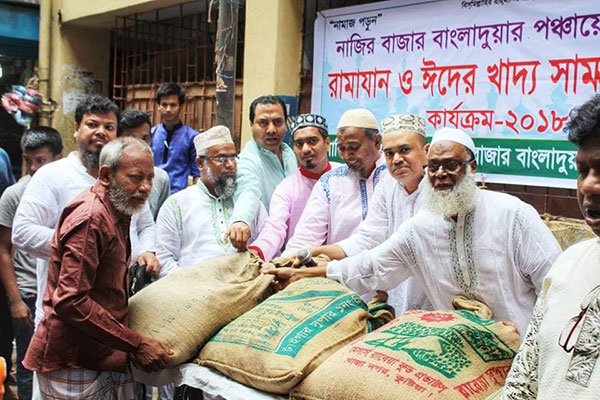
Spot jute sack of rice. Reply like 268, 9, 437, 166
196, 277, 394, 394
290, 309, 521, 400
542, 214, 595, 250
128, 251, 274, 368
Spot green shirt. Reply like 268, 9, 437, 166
232, 139, 297, 225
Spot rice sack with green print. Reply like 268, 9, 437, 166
196, 277, 394, 394
128, 251, 274, 368
290, 309, 521, 400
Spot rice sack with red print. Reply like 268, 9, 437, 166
290, 309, 521, 400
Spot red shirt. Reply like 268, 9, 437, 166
24, 182, 143, 373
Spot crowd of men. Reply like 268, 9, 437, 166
0, 81, 599, 399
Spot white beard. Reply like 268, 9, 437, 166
108, 184, 145, 216
424, 166, 478, 218
206, 165, 237, 198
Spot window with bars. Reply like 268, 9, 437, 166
110, 1, 245, 143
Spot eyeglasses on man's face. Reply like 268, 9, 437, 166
426, 159, 473, 173
558, 284, 600, 353
203, 155, 239, 164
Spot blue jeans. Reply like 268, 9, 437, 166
14, 293, 35, 400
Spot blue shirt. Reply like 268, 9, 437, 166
0, 147, 16, 197
151, 123, 200, 194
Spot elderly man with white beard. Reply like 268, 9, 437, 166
266, 127, 562, 334
156, 126, 265, 277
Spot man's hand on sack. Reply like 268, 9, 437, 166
132, 337, 174, 373
137, 252, 159, 277
225, 222, 250, 251
262, 258, 328, 291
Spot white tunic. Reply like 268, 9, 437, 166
327, 189, 562, 334
11, 152, 156, 325
336, 173, 432, 315
503, 238, 600, 400
156, 181, 265, 277
283, 154, 387, 255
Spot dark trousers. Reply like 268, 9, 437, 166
14, 293, 35, 400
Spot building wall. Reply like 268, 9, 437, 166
241, 0, 304, 144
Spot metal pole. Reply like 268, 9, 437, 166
215, 0, 238, 136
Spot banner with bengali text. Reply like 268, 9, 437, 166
310, 0, 600, 188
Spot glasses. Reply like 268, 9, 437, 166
203, 155, 239, 164
427, 159, 473, 173
558, 284, 600, 353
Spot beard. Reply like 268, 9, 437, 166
424, 166, 478, 218
206, 166, 237, 198
81, 149, 100, 170
108, 184, 146, 216
304, 160, 316, 170
348, 165, 369, 180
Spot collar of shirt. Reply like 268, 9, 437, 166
162, 121, 183, 134
196, 179, 232, 201
256, 140, 288, 158
299, 162, 333, 180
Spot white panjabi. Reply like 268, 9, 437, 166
326, 188, 561, 335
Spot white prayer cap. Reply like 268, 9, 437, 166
194, 125, 234, 154
381, 114, 426, 137
430, 127, 476, 156
337, 108, 378, 130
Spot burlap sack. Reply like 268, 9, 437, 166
128, 251, 274, 367
196, 277, 393, 394
543, 214, 595, 250
290, 310, 521, 400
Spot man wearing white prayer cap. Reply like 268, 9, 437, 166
268, 126, 562, 335
292, 113, 434, 315
283, 108, 388, 255
155, 125, 265, 277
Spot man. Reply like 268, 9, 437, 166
0, 146, 16, 400
23, 137, 172, 400
301, 114, 432, 314
248, 113, 340, 261
119, 109, 171, 219
502, 95, 600, 398
156, 125, 265, 277
282, 108, 387, 255
12, 95, 158, 329
150, 82, 200, 194
268, 127, 561, 334
0, 147, 15, 195
226, 95, 297, 251
0, 127, 62, 400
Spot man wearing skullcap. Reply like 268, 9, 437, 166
301, 114, 433, 315
268, 127, 561, 334
283, 108, 387, 255
156, 126, 266, 277
225, 95, 297, 252
248, 114, 341, 261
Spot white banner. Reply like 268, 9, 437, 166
311, 0, 600, 188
